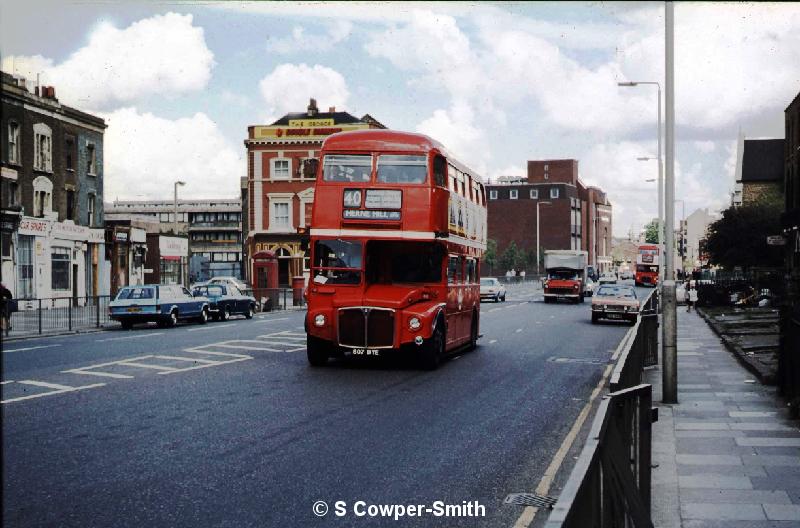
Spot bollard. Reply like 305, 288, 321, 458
662, 280, 678, 403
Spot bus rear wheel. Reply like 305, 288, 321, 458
307, 335, 329, 367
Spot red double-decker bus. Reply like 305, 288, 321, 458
305, 130, 487, 369
634, 244, 661, 287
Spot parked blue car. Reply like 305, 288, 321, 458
191, 284, 257, 321
109, 284, 210, 329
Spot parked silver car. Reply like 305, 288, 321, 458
480, 277, 506, 302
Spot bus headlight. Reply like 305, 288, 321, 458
314, 314, 326, 327
408, 317, 421, 331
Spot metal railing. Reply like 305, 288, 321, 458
779, 303, 800, 416
3, 296, 114, 337
249, 287, 307, 312
545, 290, 659, 528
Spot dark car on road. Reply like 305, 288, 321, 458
191, 284, 257, 321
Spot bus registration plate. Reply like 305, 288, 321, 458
352, 348, 380, 356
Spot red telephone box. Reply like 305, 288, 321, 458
252, 251, 279, 310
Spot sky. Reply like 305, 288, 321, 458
2, 1, 798, 237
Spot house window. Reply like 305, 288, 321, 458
1, 179, 19, 208
87, 194, 96, 227
273, 202, 289, 227
550, 187, 560, 199
510, 189, 518, 200
33, 176, 53, 217
7, 121, 20, 164
65, 136, 75, 170
51, 247, 71, 290
33, 123, 52, 172
489, 190, 498, 200
17, 235, 34, 298
66, 190, 75, 221
530, 189, 538, 199
271, 158, 290, 180
87, 143, 96, 174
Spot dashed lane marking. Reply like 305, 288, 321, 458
1, 380, 106, 404
515, 328, 522, 333
3, 344, 62, 354
489, 339, 498, 344
187, 323, 235, 332
1, 380, 14, 385
97, 332, 165, 342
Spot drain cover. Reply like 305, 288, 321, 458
503, 493, 557, 509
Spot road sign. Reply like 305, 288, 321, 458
766, 235, 786, 246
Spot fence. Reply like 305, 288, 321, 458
545, 291, 658, 528
779, 302, 800, 416
249, 287, 306, 312
4, 296, 114, 337
694, 269, 785, 307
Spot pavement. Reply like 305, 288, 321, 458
649, 309, 800, 528
2, 281, 643, 528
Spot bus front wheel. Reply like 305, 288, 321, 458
419, 322, 445, 370
307, 336, 329, 367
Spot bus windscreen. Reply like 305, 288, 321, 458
313, 239, 363, 284
365, 241, 444, 284
323, 155, 372, 182
376, 155, 427, 184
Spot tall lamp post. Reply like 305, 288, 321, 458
619, 80, 663, 284
173, 181, 186, 234
536, 201, 551, 277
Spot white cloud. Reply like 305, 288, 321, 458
267, 20, 353, 53
103, 108, 241, 201
693, 141, 716, 153
2, 13, 214, 111
416, 102, 488, 176
258, 63, 350, 122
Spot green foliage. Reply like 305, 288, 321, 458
643, 220, 659, 244
483, 239, 498, 274
499, 241, 520, 272
704, 196, 784, 270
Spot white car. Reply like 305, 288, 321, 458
207, 276, 249, 292
480, 277, 506, 302
598, 273, 617, 285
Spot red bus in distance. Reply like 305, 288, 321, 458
305, 130, 487, 369
635, 244, 660, 287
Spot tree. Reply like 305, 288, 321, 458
643, 220, 659, 244
704, 194, 784, 270
483, 239, 498, 275
499, 241, 520, 273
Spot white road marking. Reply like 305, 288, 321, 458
258, 317, 289, 323
2, 380, 106, 404
215, 343, 285, 352
489, 339, 498, 344
97, 332, 165, 342
116, 361, 179, 371
0, 380, 14, 385
152, 355, 218, 364
66, 370, 133, 379
515, 328, 522, 333
3, 344, 62, 353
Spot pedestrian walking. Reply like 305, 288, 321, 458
0, 282, 13, 336
687, 284, 698, 312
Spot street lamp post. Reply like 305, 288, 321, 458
619, 80, 663, 284
173, 181, 186, 234
536, 201, 551, 277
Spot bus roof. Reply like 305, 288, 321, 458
322, 129, 445, 154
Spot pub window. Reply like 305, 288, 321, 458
51, 247, 71, 290
271, 158, 290, 180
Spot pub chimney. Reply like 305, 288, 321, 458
307, 98, 318, 117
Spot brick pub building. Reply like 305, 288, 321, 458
486, 159, 612, 275
243, 99, 384, 287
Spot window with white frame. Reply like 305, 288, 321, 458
271, 158, 290, 180
87, 194, 96, 227
530, 188, 538, 199
51, 247, 71, 290
510, 189, 518, 200
268, 193, 294, 231
489, 190, 498, 200
8, 121, 20, 164
33, 176, 53, 217
550, 187, 560, 199
33, 123, 52, 172
274, 203, 289, 227
87, 142, 97, 175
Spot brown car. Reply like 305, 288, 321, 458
591, 284, 639, 324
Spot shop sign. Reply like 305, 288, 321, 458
52, 221, 90, 241
115, 231, 129, 242
130, 228, 147, 243
159, 236, 188, 257
87, 229, 105, 243
18, 217, 51, 236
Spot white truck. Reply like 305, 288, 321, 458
543, 250, 589, 304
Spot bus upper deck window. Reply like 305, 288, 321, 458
377, 155, 427, 184
433, 155, 446, 187
323, 155, 372, 182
